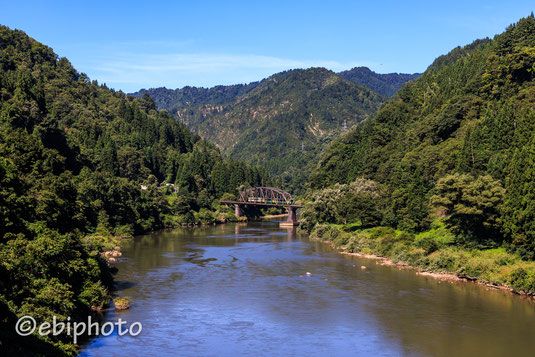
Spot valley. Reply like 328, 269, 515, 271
2, 10, 535, 357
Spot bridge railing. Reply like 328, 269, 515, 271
246, 197, 295, 204
239, 187, 293, 204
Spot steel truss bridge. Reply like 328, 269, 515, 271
220, 187, 303, 225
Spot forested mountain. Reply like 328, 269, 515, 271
134, 82, 260, 118
0, 25, 269, 355
135, 68, 385, 193
338, 66, 420, 97
309, 15, 535, 258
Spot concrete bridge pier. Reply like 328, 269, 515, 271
280, 206, 299, 227
287, 206, 297, 222
234, 204, 242, 218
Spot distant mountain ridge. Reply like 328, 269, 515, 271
133, 67, 388, 193
134, 82, 260, 114
338, 66, 420, 97
133, 66, 418, 113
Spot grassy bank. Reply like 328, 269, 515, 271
306, 221, 535, 296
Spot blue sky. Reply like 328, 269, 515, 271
1, 0, 533, 92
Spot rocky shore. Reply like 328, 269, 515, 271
315, 236, 535, 302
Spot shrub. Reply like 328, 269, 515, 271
414, 234, 440, 254
346, 233, 373, 253
195, 208, 215, 224
505, 267, 535, 292
327, 226, 341, 241
369, 226, 396, 240
427, 249, 461, 271
402, 247, 427, 266
114, 225, 134, 238
78, 281, 108, 309
376, 233, 397, 255
457, 256, 493, 277
332, 232, 351, 247
310, 225, 330, 240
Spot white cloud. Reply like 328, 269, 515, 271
78, 51, 377, 92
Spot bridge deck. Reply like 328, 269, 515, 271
220, 200, 303, 208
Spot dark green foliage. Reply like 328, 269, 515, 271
0, 25, 269, 354
338, 66, 420, 97
310, 16, 535, 255
430, 174, 505, 246
502, 138, 535, 259
335, 191, 382, 227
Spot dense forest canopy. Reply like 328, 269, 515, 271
0, 25, 270, 354
309, 15, 535, 257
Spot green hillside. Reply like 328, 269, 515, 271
338, 66, 420, 97
0, 25, 268, 355
136, 68, 385, 194
309, 15, 535, 257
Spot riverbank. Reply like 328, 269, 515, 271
97, 210, 244, 263
306, 222, 535, 300
338, 248, 525, 296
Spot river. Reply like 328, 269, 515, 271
81, 221, 535, 356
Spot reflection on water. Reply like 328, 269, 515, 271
81, 221, 535, 356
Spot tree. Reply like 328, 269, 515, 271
502, 141, 535, 259
431, 173, 504, 245
300, 178, 383, 230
